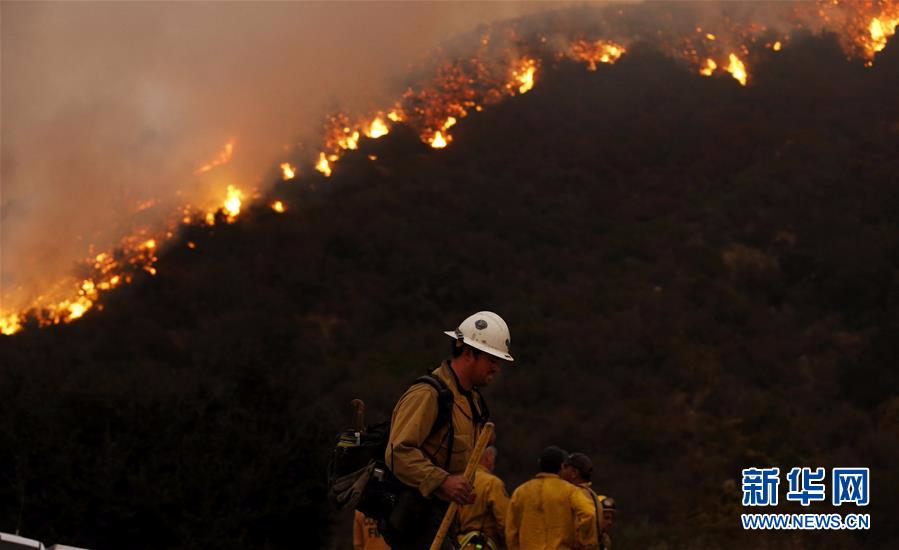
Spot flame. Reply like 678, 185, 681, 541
430, 131, 448, 149
868, 15, 899, 54
316, 152, 332, 177
195, 140, 235, 174
726, 53, 748, 85
7, 0, 899, 337
570, 39, 626, 70
1, 313, 22, 335
511, 58, 537, 94
338, 129, 360, 151
280, 162, 296, 180
223, 185, 242, 221
366, 117, 390, 138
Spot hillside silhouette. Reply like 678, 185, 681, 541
2, 33, 898, 549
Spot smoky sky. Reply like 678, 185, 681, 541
0, 0, 577, 311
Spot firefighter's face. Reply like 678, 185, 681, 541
471, 350, 503, 386
601, 510, 615, 531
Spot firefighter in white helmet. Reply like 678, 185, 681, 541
383, 311, 514, 550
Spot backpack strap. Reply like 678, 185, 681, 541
414, 374, 455, 470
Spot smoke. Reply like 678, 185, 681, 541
0, 1, 572, 311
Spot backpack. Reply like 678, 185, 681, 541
326, 374, 458, 521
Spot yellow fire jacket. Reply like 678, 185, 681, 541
353, 510, 390, 550
385, 361, 486, 497
576, 481, 603, 550
506, 473, 598, 550
458, 464, 510, 546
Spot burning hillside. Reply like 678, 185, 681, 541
1, 3, 898, 549
1, 0, 897, 338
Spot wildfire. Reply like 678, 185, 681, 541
700, 58, 718, 76
1, 313, 21, 336
570, 39, 627, 70
366, 117, 390, 138
195, 140, 235, 174
316, 152, 332, 177
338, 129, 360, 151
430, 131, 448, 149
867, 15, 899, 54
6, 0, 899, 337
280, 162, 296, 180
726, 53, 748, 86
511, 57, 537, 94
223, 185, 242, 221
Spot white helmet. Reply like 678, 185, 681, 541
444, 311, 514, 362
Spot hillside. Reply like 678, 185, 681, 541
2, 33, 898, 549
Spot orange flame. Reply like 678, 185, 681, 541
700, 58, 718, 76
366, 117, 390, 138
867, 15, 899, 54
280, 162, 296, 180
726, 53, 748, 85
316, 152, 332, 177
7, 0, 899, 337
511, 57, 537, 94
430, 131, 448, 149
1, 313, 22, 336
223, 185, 242, 222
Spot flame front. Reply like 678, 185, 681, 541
6, 0, 899, 337
570, 40, 626, 70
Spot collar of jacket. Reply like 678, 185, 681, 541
535, 472, 561, 480
437, 361, 481, 422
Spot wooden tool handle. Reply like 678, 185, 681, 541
428, 421, 495, 550
350, 399, 365, 432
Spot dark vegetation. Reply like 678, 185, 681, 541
2, 33, 898, 549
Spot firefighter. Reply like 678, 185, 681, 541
506, 446, 598, 550
561, 453, 604, 549
457, 445, 509, 549
597, 496, 616, 550
383, 312, 514, 550
353, 510, 390, 550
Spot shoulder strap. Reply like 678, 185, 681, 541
414, 374, 455, 470
589, 489, 602, 549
